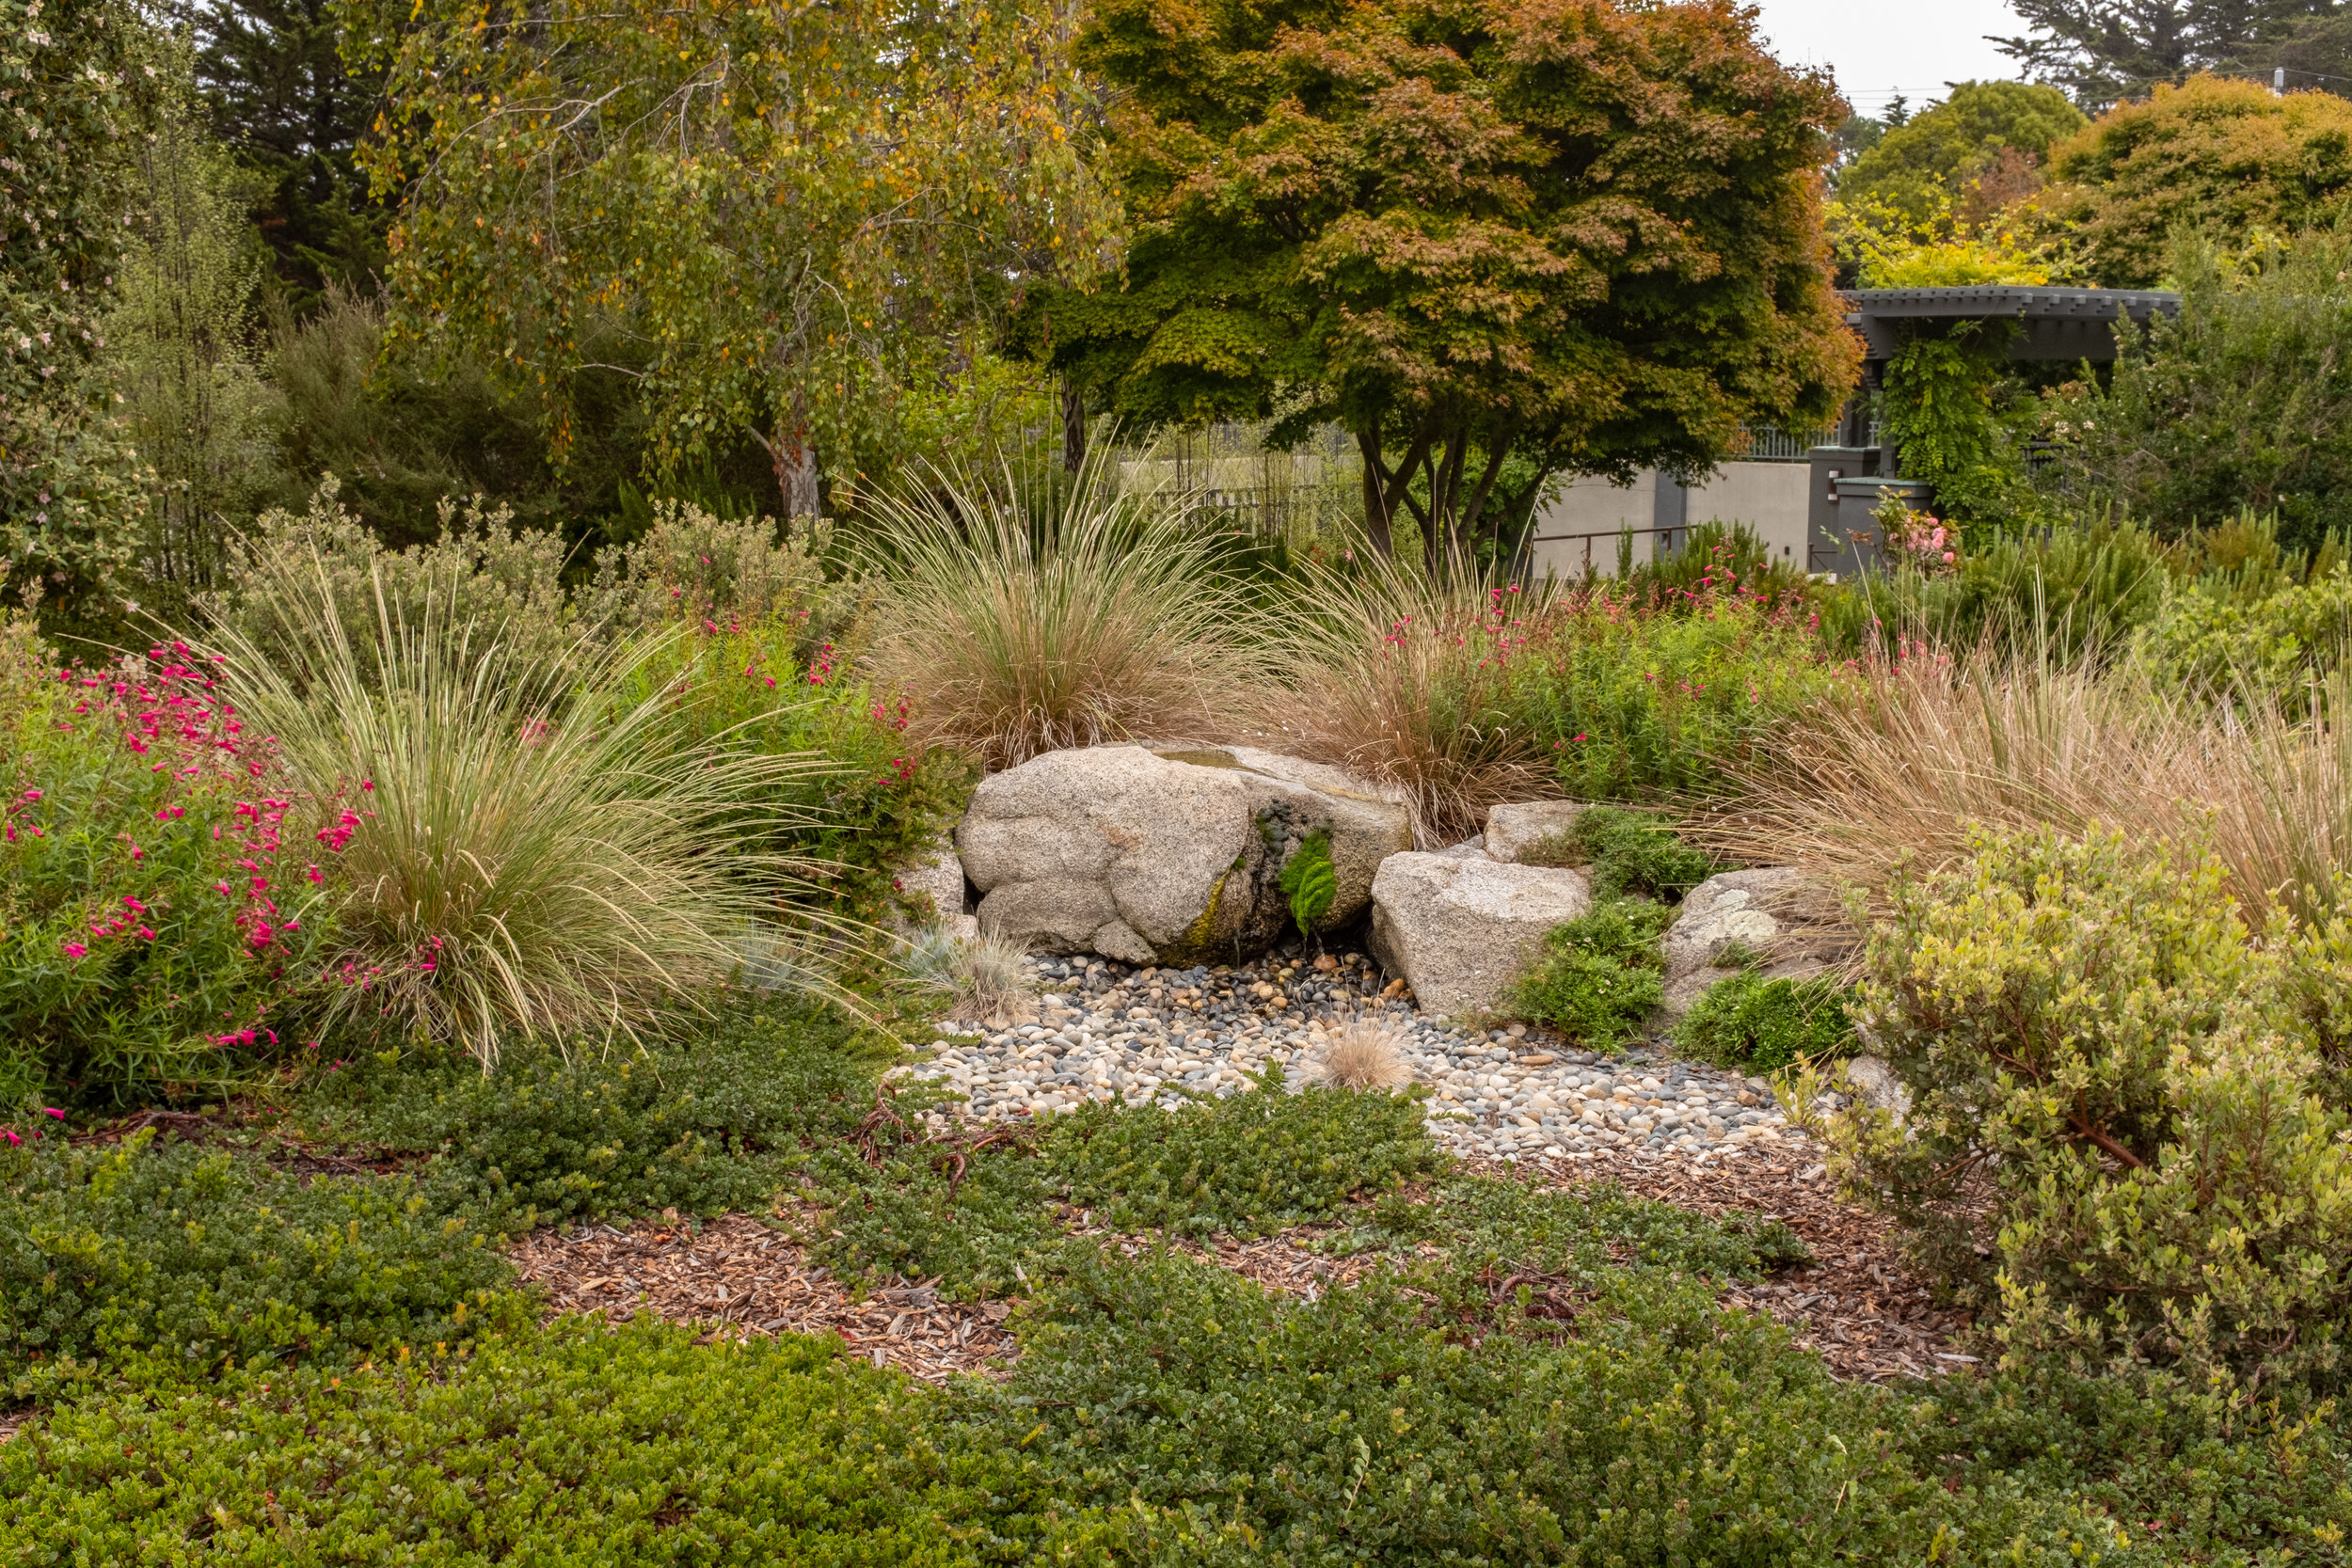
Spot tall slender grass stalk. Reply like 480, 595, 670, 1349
207, 562, 841, 1065
860, 452, 1270, 769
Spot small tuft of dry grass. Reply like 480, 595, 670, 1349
1312, 1018, 1415, 1090
861, 456, 1269, 771
903, 925, 1037, 1027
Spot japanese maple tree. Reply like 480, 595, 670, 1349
1014, 0, 1859, 565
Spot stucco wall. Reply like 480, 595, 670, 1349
1527, 462, 1813, 578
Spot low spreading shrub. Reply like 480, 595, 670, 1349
1506, 897, 1671, 1046
1047, 1067, 1438, 1237
811, 1071, 1442, 1294
0, 1129, 519, 1401
297, 1003, 882, 1229
1, 1315, 1087, 1564
1839, 826, 2352, 1386
1329, 1173, 1809, 1319
990, 1248, 2130, 1563
0, 623, 335, 1108
1674, 972, 1855, 1073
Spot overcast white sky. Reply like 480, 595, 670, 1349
1748, 0, 2029, 117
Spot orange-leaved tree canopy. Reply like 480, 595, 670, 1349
1009, 0, 1860, 567
346, 0, 1121, 516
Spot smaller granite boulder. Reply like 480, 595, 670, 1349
893, 846, 975, 941
1842, 1054, 1912, 1124
1484, 800, 1586, 863
1368, 852, 1592, 1018
1659, 867, 1831, 1019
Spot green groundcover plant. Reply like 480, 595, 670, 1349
1675, 972, 1856, 1074
1507, 897, 1672, 1048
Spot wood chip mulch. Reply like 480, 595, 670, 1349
504, 1212, 1021, 1383
1501, 1143, 1981, 1384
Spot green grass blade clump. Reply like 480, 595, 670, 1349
207, 560, 846, 1066
1673, 972, 1855, 1073
861, 452, 1268, 768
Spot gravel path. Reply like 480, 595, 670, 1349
905, 949, 1802, 1165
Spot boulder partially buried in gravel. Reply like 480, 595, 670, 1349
1366, 852, 1592, 1018
955, 744, 1411, 965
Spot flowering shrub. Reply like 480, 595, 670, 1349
1508, 577, 1847, 801
0, 621, 332, 1106
1839, 826, 2352, 1386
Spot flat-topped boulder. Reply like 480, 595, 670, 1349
1367, 852, 1593, 1018
955, 744, 1412, 965
1484, 800, 1585, 863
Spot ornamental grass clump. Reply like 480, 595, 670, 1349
1281, 560, 1559, 845
861, 458, 1266, 769
1841, 825, 2352, 1386
1728, 648, 2352, 929
208, 565, 840, 1067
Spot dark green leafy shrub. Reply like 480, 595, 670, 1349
0, 1130, 519, 1400
1046, 1068, 1438, 1238
0, 1315, 1088, 1563
1842, 826, 2352, 1386
1507, 896, 1671, 1045
298, 1002, 881, 1228
1675, 972, 1856, 1072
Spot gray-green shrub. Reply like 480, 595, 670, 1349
1839, 826, 2352, 1386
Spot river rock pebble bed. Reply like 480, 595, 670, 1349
903, 950, 1800, 1164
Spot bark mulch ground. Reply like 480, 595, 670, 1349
505, 1212, 1021, 1383
503, 1141, 1978, 1388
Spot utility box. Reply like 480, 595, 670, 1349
1825, 475, 1933, 578
1805, 447, 1876, 574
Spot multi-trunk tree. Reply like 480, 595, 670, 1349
346, 0, 1119, 515
1011, 0, 1859, 569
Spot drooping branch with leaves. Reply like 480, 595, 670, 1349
344, 0, 1120, 514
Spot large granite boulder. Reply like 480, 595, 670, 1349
1366, 852, 1592, 1018
1659, 867, 1828, 1018
955, 744, 1411, 965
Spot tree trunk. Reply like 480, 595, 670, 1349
1356, 432, 1394, 558
1061, 375, 1088, 474
758, 420, 823, 520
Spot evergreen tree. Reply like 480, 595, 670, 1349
178, 0, 385, 310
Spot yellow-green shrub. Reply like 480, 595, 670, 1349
1838, 826, 2352, 1386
